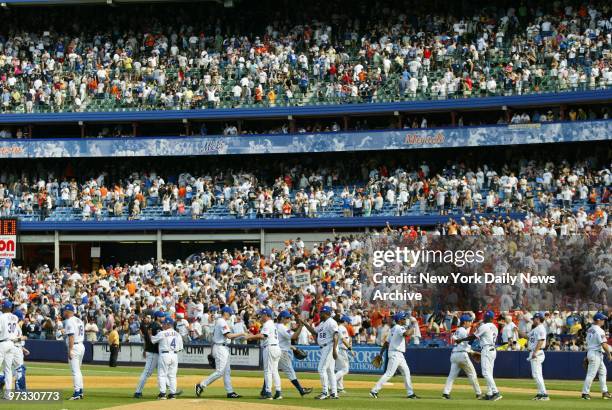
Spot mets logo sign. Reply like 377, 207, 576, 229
404, 133, 445, 145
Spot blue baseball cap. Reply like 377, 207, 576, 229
393, 312, 407, 322
278, 310, 292, 319
1, 300, 12, 310
64, 304, 75, 312
209, 305, 218, 311
320, 306, 333, 315
340, 315, 352, 323
14, 310, 24, 321
164, 317, 174, 325
533, 312, 544, 320
484, 310, 495, 319
593, 312, 607, 321
221, 306, 234, 315
460, 314, 473, 323
154, 311, 166, 318
258, 308, 273, 317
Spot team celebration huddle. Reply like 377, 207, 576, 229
0, 296, 610, 405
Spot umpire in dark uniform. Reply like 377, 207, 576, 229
133, 311, 164, 398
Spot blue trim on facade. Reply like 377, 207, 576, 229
0, 90, 609, 124
18, 213, 524, 232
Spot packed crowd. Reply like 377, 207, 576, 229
0, 154, 609, 220
0, 0, 610, 113
1, 220, 609, 350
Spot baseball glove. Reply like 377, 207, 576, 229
470, 352, 481, 363
582, 356, 589, 371
372, 354, 384, 369
207, 353, 216, 369
293, 348, 308, 360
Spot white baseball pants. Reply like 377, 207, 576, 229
529, 351, 546, 395
279, 350, 297, 380
335, 349, 349, 390
200, 345, 233, 393
135, 352, 158, 393
582, 350, 608, 394
263, 345, 282, 394
157, 352, 178, 394
69, 343, 85, 392
0, 341, 14, 398
372, 351, 414, 395
480, 348, 498, 395
443, 352, 481, 395
318, 344, 337, 395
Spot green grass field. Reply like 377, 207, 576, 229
0, 362, 609, 409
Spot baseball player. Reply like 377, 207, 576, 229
0, 301, 15, 399
0, 309, 28, 392
195, 306, 245, 399
581, 312, 611, 400
63, 304, 85, 400
134, 311, 164, 398
527, 312, 549, 400
457, 310, 501, 401
443, 314, 482, 399
273, 310, 312, 396
335, 315, 355, 393
299, 306, 340, 399
245, 308, 282, 399
369, 312, 419, 399
151, 317, 183, 399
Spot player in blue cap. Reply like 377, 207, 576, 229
259, 310, 312, 397
196, 305, 247, 399
443, 313, 482, 400
0, 305, 28, 393
456, 310, 501, 401
0, 300, 15, 394
244, 308, 282, 399
582, 312, 611, 400
298, 305, 340, 399
150, 315, 183, 399
527, 312, 549, 400
370, 311, 420, 399
335, 315, 355, 393
63, 303, 85, 400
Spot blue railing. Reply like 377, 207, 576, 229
0, 89, 610, 124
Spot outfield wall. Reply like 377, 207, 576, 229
24, 340, 610, 380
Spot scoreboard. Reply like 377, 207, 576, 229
0, 217, 18, 259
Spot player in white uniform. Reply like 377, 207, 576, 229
527, 313, 549, 400
272, 310, 312, 397
0, 301, 15, 399
195, 306, 246, 399
335, 315, 355, 393
457, 310, 501, 401
151, 317, 183, 399
63, 304, 85, 400
369, 312, 420, 399
442, 314, 482, 399
0, 309, 28, 392
245, 308, 282, 399
299, 306, 340, 399
581, 312, 611, 400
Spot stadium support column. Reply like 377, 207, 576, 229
156, 230, 162, 261
54, 231, 60, 271
260, 229, 265, 254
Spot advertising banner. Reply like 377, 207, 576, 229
0, 120, 609, 158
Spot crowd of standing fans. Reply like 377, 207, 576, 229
0, 155, 610, 221
0, 0, 610, 113
1, 216, 610, 350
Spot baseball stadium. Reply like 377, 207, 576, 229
0, 0, 610, 409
